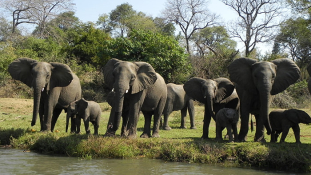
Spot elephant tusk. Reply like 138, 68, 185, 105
112, 88, 114, 92
41, 88, 44, 92
125, 89, 129, 93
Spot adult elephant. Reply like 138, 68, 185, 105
228, 57, 300, 142
8, 58, 82, 132
103, 58, 167, 138
183, 77, 239, 139
162, 83, 195, 130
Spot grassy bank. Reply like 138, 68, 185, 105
1, 98, 311, 172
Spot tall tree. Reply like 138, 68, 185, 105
163, 0, 218, 54
0, 0, 74, 36
221, 0, 283, 57
273, 18, 311, 67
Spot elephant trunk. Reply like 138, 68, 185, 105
32, 82, 45, 128
256, 82, 272, 141
109, 87, 126, 132
206, 93, 215, 121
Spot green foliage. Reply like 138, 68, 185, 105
63, 23, 111, 66
99, 30, 191, 83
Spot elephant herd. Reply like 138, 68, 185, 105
8, 57, 311, 143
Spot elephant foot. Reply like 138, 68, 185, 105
163, 126, 171, 130
190, 126, 196, 129
104, 132, 116, 137
179, 126, 186, 129
152, 133, 160, 138
140, 133, 150, 138
215, 138, 223, 142
201, 135, 211, 140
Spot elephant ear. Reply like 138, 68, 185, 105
271, 58, 300, 95
78, 98, 88, 110
50, 62, 73, 88
183, 77, 206, 104
131, 62, 157, 94
214, 78, 235, 103
228, 57, 257, 94
102, 58, 121, 90
8, 58, 37, 87
286, 109, 300, 124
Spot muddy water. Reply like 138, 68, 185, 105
0, 148, 307, 175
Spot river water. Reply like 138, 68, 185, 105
0, 148, 308, 175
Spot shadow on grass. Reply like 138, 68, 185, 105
0, 128, 26, 145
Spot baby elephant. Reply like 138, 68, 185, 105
67, 98, 101, 135
215, 108, 239, 142
267, 109, 311, 144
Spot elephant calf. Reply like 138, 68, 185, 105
67, 98, 101, 135
267, 109, 311, 144
162, 83, 195, 130
215, 108, 239, 142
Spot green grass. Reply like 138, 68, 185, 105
1, 98, 311, 172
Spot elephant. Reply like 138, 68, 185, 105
266, 109, 311, 144
215, 108, 239, 142
183, 77, 239, 139
66, 98, 101, 135
8, 58, 82, 132
161, 83, 195, 130
102, 58, 167, 138
228, 57, 300, 142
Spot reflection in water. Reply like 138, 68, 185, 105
0, 148, 305, 175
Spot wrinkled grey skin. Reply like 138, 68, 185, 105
162, 83, 195, 130
183, 77, 239, 139
66, 98, 101, 135
8, 58, 81, 132
266, 109, 311, 144
106, 91, 130, 136
228, 58, 300, 142
103, 58, 167, 138
216, 108, 239, 142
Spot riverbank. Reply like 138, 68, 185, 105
1, 98, 311, 173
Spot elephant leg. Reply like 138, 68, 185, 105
270, 129, 276, 142
275, 131, 281, 142
44, 90, 61, 131
180, 107, 187, 129
292, 124, 301, 144
151, 96, 166, 138
280, 127, 290, 143
188, 99, 196, 129
127, 93, 145, 139
215, 123, 223, 141
232, 124, 238, 142
141, 111, 152, 138
238, 95, 252, 142
75, 116, 81, 134
227, 125, 233, 142
121, 110, 129, 136
51, 107, 63, 132
84, 117, 90, 134
254, 113, 266, 142
202, 104, 212, 139
163, 113, 172, 130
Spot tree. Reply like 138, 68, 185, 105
32, 11, 79, 43
153, 17, 176, 36
221, 0, 283, 57
163, 0, 218, 54
190, 26, 239, 78
109, 3, 136, 37
273, 18, 311, 68
0, 0, 74, 36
